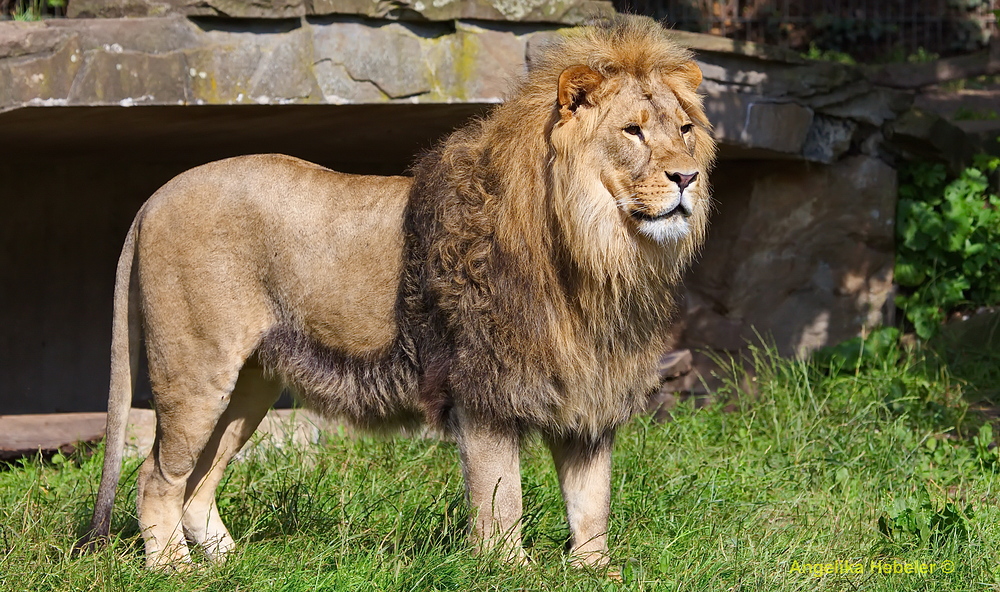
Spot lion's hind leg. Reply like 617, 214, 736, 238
137, 374, 234, 570
137, 329, 269, 570
181, 361, 282, 561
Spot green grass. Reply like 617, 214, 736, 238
3, 340, 1000, 591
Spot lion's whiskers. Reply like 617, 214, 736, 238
614, 191, 642, 209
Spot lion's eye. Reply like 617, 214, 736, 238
680, 123, 693, 134
623, 124, 644, 141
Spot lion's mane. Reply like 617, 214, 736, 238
401, 15, 717, 438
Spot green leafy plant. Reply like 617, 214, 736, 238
813, 326, 900, 374
800, 42, 856, 65
877, 486, 973, 548
9, 0, 63, 20
895, 154, 1000, 339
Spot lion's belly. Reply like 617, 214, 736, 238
257, 324, 421, 429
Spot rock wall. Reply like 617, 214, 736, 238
674, 157, 896, 379
0, 17, 550, 108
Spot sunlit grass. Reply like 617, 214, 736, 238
2, 339, 999, 591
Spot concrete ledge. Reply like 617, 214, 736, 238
0, 408, 332, 461
65, 0, 614, 24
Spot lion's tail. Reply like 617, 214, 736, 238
78, 208, 143, 550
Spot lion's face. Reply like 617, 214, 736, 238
550, 62, 714, 250
593, 77, 707, 244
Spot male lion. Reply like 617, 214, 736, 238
85, 15, 716, 569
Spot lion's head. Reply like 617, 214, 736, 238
542, 17, 716, 277
444, 15, 716, 283
554, 61, 712, 239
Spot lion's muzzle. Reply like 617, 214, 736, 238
643, 170, 699, 219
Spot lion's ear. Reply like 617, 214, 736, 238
558, 65, 604, 119
674, 60, 703, 91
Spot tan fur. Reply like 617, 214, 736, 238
83, 15, 715, 571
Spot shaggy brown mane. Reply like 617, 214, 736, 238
402, 15, 716, 438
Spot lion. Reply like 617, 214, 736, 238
83, 15, 716, 570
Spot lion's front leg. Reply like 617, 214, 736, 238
547, 430, 614, 568
453, 407, 526, 564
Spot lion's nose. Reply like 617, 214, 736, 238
666, 171, 698, 192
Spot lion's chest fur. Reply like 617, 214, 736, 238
423, 283, 669, 435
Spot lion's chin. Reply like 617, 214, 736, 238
635, 217, 691, 244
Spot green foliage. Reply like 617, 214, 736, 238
800, 42, 856, 65
9, 0, 63, 20
905, 47, 941, 63
877, 486, 973, 548
953, 106, 1000, 121
973, 423, 999, 466
895, 155, 1000, 339
800, 38, 942, 67
812, 326, 900, 374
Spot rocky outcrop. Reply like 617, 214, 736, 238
663, 155, 898, 394
0, 17, 542, 108
0, 17, 969, 168
679, 156, 897, 352
671, 31, 917, 164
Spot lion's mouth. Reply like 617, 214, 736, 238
630, 202, 692, 222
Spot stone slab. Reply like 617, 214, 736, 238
66, 0, 614, 23
0, 17, 547, 108
886, 108, 977, 172
0, 411, 106, 460
741, 101, 814, 154
802, 116, 856, 164
0, 408, 333, 461
916, 88, 1000, 120
865, 46, 1000, 89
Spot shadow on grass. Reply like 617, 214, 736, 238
930, 310, 1000, 419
